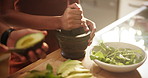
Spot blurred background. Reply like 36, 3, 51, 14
80, 0, 147, 31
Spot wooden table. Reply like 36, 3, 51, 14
8, 45, 148, 78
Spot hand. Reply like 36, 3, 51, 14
7, 28, 47, 47
83, 18, 96, 46
61, 3, 83, 30
61, 3, 96, 45
7, 29, 49, 62
10, 42, 48, 64
0, 44, 8, 53
9, 42, 48, 74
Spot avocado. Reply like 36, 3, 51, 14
57, 60, 82, 74
15, 33, 45, 55
25, 70, 49, 78
61, 66, 89, 77
65, 73, 93, 78
15, 32, 45, 49
57, 60, 94, 78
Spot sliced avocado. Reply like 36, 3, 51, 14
57, 60, 82, 74
61, 65, 89, 77
65, 73, 93, 78
58, 64, 83, 75
15, 32, 45, 49
25, 70, 48, 78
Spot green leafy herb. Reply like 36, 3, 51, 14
90, 42, 144, 65
25, 64, 62, 78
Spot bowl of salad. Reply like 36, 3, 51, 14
90, 42, 147, 72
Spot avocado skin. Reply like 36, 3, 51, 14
15, 40, 44, 56
13, 33, 46, 57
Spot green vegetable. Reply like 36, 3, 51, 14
25, 64, 62, 78
57, 60, 94, 78
90, 42, 144, 65
15, 32, 45, 49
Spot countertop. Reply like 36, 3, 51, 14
9, 46, 148, 78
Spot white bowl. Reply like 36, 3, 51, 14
90, 42, 147, 73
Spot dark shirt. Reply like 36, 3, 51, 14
9, 0, 79, 74
15, 0, 69, 53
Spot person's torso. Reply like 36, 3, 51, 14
15, 0, 68, 16
14, 0, 79, 52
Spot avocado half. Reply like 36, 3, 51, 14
15, 32, 45, 55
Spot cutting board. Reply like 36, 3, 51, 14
9, 47, 141, 78
9, 49, 67, 78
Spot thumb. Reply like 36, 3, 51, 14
68, 3, 81, 9
41, 31, 47, 36
0, 44, 8, 52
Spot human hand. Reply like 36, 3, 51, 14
9, 42, 48, 74
83, 18, 96, 46
61, 3, 96, 45
61, 3, 83, 30
10, 42, 48, 64
7, 29, 49, 62
0, 44, 8, 53
7, 29, 47, 47
0, 44, 8, 55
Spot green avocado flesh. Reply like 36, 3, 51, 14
15, 33, 45, 49
57, 60, 94, 78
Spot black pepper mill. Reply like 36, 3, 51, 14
56, 0, 90, 60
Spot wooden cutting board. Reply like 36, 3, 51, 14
9, 47, 142, 78
8, 49, 67, 78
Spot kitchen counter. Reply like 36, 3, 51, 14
9, 6, 148, 78
9, 46, 148, 78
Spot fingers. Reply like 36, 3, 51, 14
41, 42, 49, 53
84, 19, 96, 46
68, 3, 81, 9
88, 33, 95, 46
62, 3, 84, 30
28, 51, 38, 62
41, 31, 48, 36
28, 42, 48, 62
28, 49, 47, 62
7, 29, 48, 47
68, 14, 82, 20
27, 29, 47, 36
68, 9, 82, 15
0, 44, 8, 52
82, 21, 89, 32
36, 49, 46, 59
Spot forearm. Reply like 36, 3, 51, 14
1, 0, 62, 30
1, 11, 62, 30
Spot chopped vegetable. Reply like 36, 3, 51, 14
90, 42, 144, 65
25, 64, 62, 78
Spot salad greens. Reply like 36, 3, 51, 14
25, 64, 62, 78
90, 42, 144, 65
